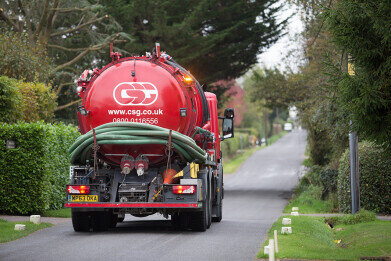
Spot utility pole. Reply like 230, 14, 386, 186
264, 109, 268, 145
347, 56, 360, 214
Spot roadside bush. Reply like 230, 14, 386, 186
295, 165, 323, 195
325, 209, 376, 227
0, 76, 57, 123
338, 141, 391, 214
0, 32, 52, 82
0, 122, 79, 214
220, 132, 250, 158
319, 168, 338, 199
0, 76, 19, 123
301, 185, 323, 201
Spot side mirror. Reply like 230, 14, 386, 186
222, 118, 234, 139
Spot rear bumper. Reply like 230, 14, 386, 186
65, 202, 200, 208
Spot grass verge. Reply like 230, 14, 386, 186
224, 132, 288, 174
224, 146, 262, 174
267, 131, 287, 145
0, 218, 52, 243
42, 208, 71, 218
283, 191, 333, 214
258, 215, 391, 260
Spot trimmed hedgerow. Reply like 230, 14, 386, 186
0, 76, 19, 123
0, 76, 57, 124
325, 209, 376, 227
338, 141, 391, 214
220, 132, 250, 158
320, 168, 338, 199
0, 122, 79, 215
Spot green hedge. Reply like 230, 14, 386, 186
0, 76, 57, 123
0, 76, 18, 123
338, 141, 391, 214
0, 122, 79, 214
220, 132, 251, 158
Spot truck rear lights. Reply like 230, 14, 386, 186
67, 185, 90, 194
172, 185, 195, 194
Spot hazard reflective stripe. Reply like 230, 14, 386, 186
65, 203, 199, 208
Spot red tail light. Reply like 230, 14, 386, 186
172, 185, 195, 194
67, 185, 90, 194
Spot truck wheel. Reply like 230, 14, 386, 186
206, 176, 212, 228
117, 214, 125, 223
91, 212, 109, 232
109, 212, 118, 228
212, 163, 223, 222
212, 203, 222, 222
171, 213, 188, 230
71, 210, 90, 232
190, 175, 211, 231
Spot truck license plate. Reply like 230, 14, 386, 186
68, 195, 98, 202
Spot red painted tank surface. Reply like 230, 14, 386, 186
77, 56, 206, 165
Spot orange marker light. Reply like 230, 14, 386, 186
184, 76, 193, 83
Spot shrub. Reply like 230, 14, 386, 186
325, 209, 376, 227
0, 122, 79, 214
220, 132, 250, 158
295, 165, 323, 195
0, 76, 19, 123
338, 141, 391, 214
319, 168, 338, 199
0, 32, 52, 82
302, 185, 323, 201
0, 76, 57, 123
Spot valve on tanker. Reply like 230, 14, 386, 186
135, 155, 149, 176
76, 70, 90, 95
110, 43, 122, 61
120, 155, 134, 175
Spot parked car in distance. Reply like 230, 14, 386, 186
284, 123, 293, 132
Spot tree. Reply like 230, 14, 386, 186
0, 0, 128, 122
269, 0, 350, 166
246, 67, 292, 110
325, 0, 391, 150
0, 76, 57, 123
0, 0, 124, 69
102, 0, 287, 84
0, 31, 52, 82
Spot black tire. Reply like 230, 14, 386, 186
171, 212, 189, 230
91, 212, 109, 232
212, 202, 222, 222
212, 163, 223, 222
109, 212, 118, 228
117, 215, 125, 223
190, 173, 211, 231
206, 176, 212, 229
71, 210, 90, 232
190, 210, 207, 231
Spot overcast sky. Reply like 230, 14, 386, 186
257, 2, 304, 72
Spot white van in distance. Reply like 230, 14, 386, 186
284, 123, 293, 132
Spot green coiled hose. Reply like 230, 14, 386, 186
69, 122, 209, 164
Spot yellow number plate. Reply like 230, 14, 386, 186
68, 195, 98, 202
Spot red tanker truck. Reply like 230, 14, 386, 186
65, 43, 234, 232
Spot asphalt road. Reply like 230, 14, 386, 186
0, 129, 306, 261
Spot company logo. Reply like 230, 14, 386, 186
113, 82, 158, 106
